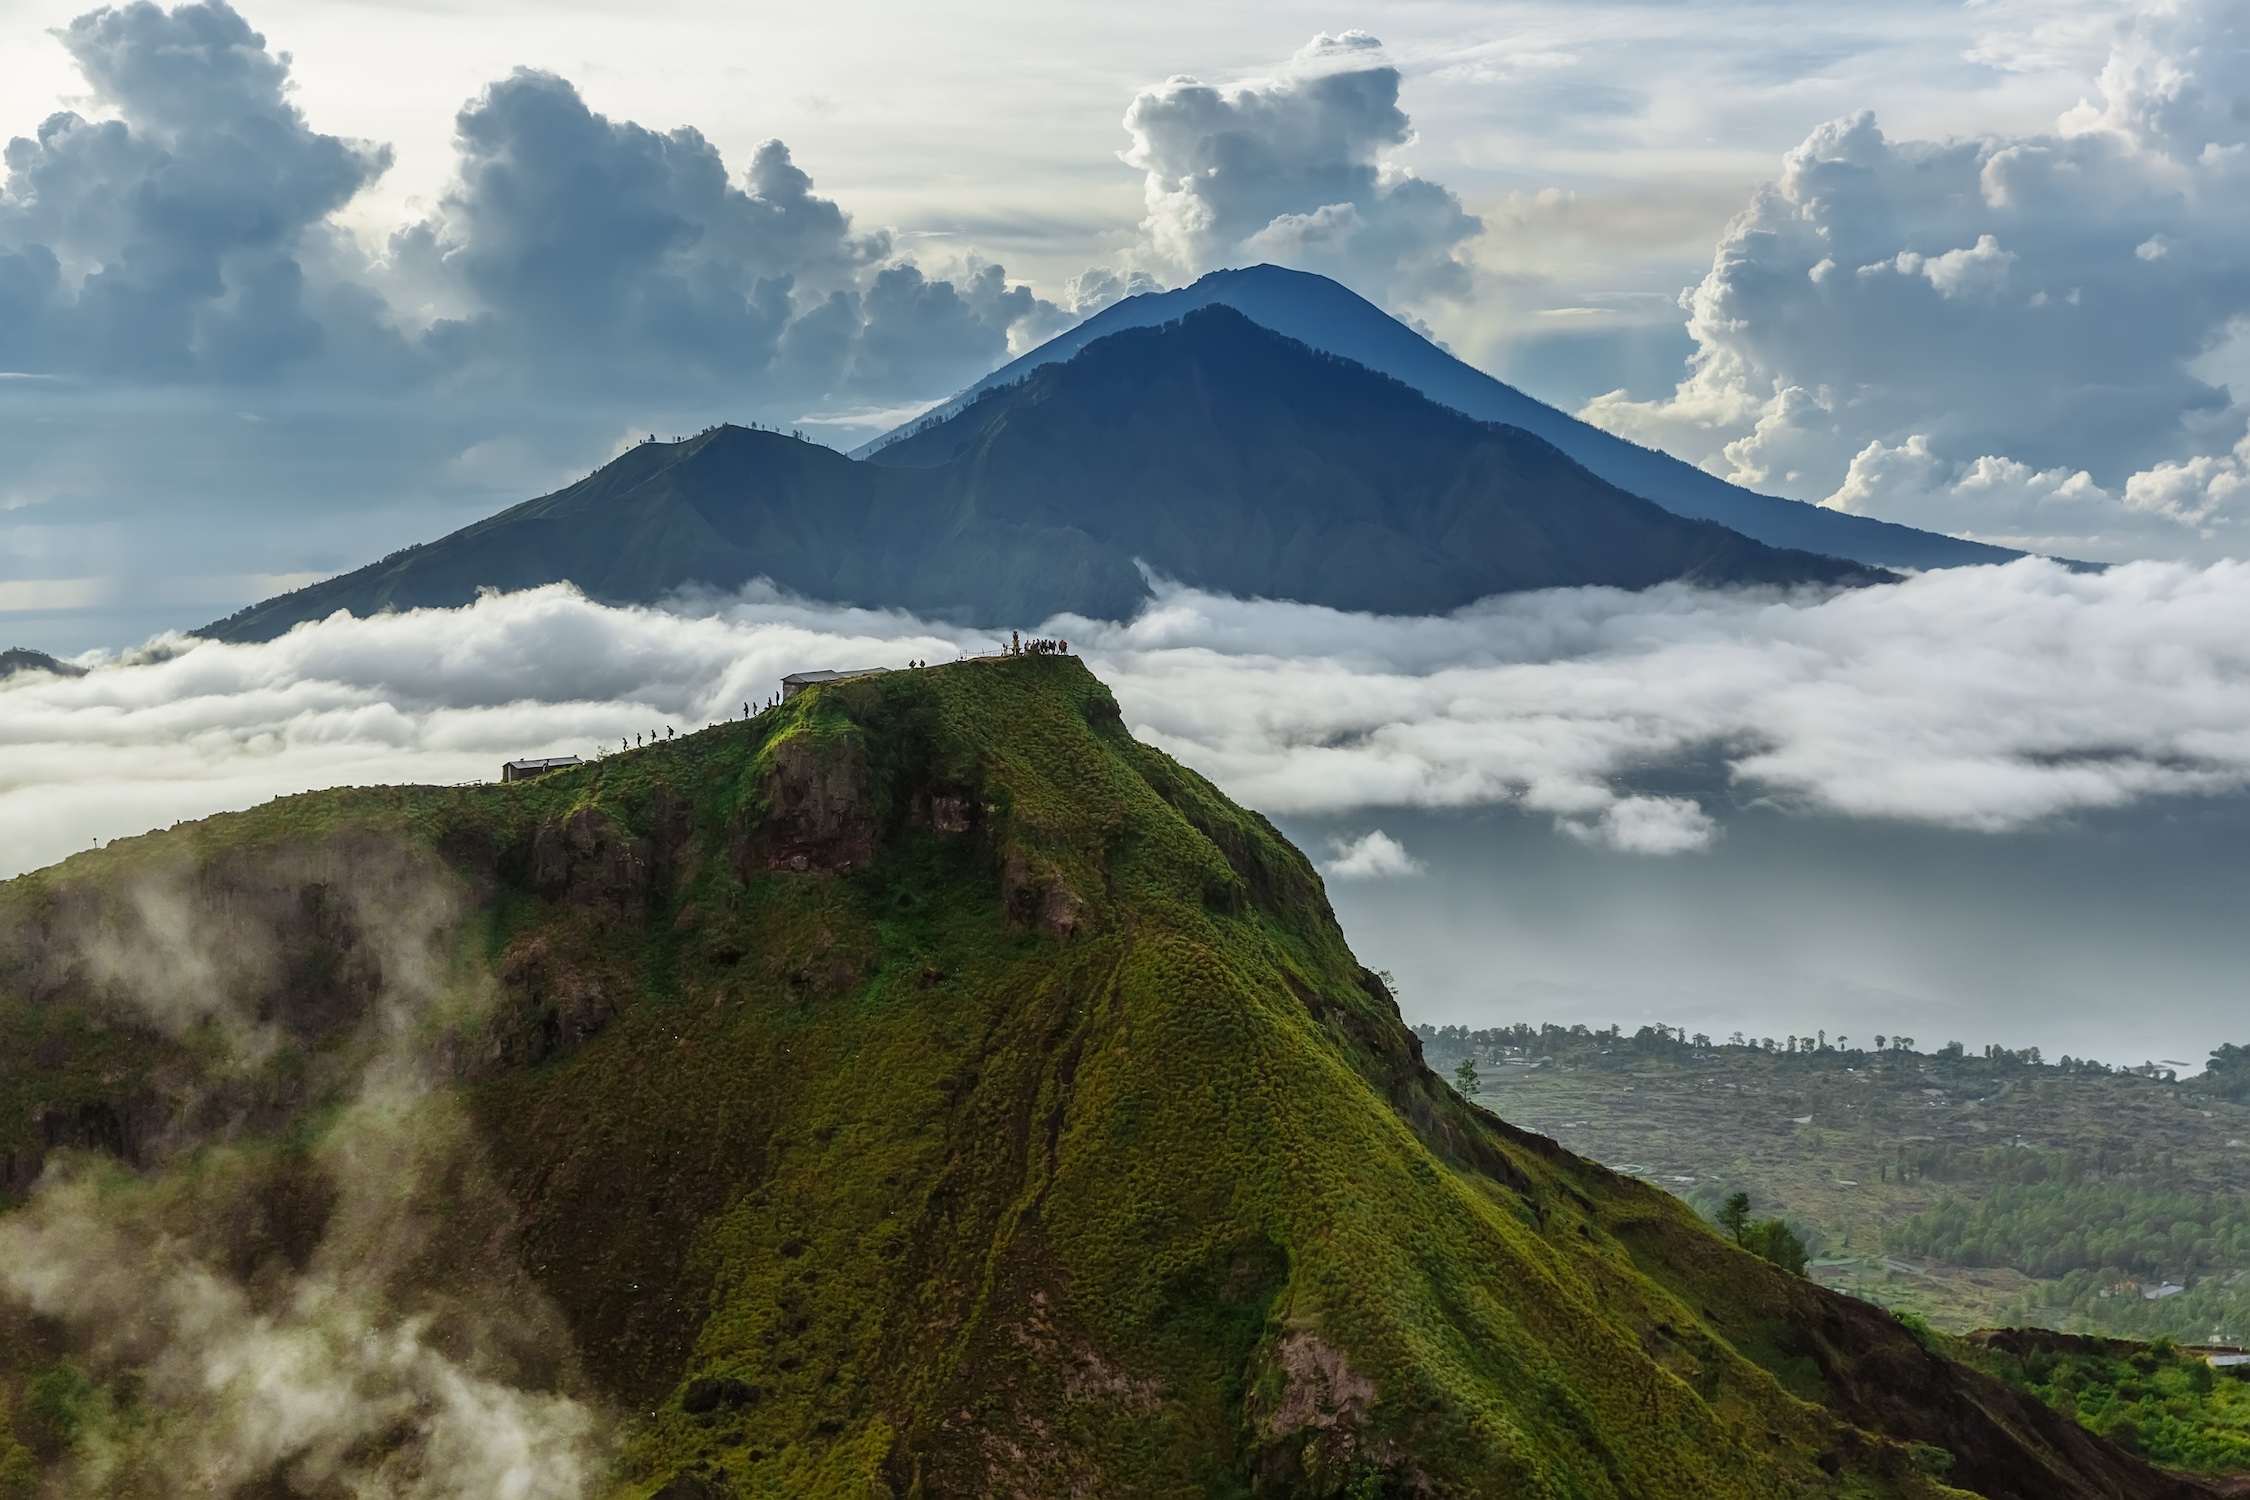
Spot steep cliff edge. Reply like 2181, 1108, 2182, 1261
0, 657, 2207, 1498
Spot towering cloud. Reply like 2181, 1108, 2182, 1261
391, 71, 1048, 402
1582, 0, 2250, 560
0, 0, 1071, 643
1119, 32, 1482, 307
0, 0, 393, 380
0, 2, 1057, 411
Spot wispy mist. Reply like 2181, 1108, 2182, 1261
0, 845, 609, 1497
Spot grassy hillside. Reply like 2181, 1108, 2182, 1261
0, 658, 2204, 1497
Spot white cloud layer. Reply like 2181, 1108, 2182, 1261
1582, 0, 2250, 561
13, 563, 2250, 877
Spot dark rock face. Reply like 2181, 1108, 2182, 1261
681, 1376, 759, 1415
999, 849, 1084, 938
531, 806, 655, 914
482, 932, 621, 1072
748, 734, 878, 874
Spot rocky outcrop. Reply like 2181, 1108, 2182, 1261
530, 805, 655, 915
1000, 849, 1083, 938
478, 932, 622, 1073
739, 732, 878, 876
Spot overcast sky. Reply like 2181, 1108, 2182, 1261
4, 0, 2249, 649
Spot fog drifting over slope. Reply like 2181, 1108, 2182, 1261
0, 844, 610, 1497
11, 561, 2250, 880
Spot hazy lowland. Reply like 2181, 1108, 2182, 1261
1420, 1024, 2250, 1474
0, 657, 2221, 1498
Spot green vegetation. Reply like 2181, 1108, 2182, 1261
1718, 1191, 1811, 1277
1889, 1181, 2250, 1279
0, 658, 2191, 1497
1421, 1021, 2250, 1344
1961, 1331, 2250, 1474
2204, 1044, 2250, 1103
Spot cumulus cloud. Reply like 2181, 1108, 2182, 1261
1061, 265, 1164, 316
15, 564, 2250, 873
0, 1, 1082, 648
1581, 0, 2250, 559
0, 4, 1057, 412
392, 70, 1053, 401
1323, 829, 1424, 879
1121, 31, 1481, 306
0, 0, 395, 380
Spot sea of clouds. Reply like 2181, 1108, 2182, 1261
11, 561, 2250, 880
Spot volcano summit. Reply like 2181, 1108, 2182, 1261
203, 306, 1883, 642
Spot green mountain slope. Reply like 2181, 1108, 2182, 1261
201, 309, 1884, 643
0, 659, 2200, 1498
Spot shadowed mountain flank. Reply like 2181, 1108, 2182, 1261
0, 656, 2210, 1498
0, 647, 85, 680
202, 308, 1882, 642
862, 264, 2023, 573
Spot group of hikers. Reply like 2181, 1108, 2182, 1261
614, 643, 1069, 758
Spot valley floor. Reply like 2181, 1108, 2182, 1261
1423, 1027, 2250, 1342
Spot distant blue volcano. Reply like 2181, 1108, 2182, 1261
859, 265, 2018, 573
204, 304, 1885, 642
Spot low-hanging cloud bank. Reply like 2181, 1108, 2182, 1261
11, 561, 2250, 876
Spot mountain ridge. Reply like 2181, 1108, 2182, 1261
0, 655, 2214, 1497
201, 307, 1883, 642
859, 265, 2023, 573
